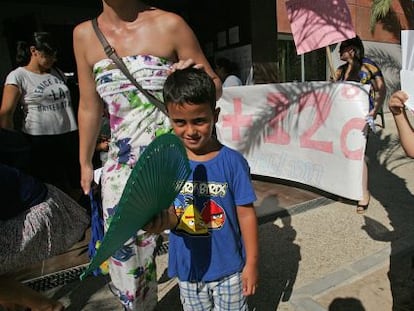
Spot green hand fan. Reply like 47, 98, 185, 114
80, 133, 191, 280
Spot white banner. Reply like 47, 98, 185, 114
216, 82, 370, 200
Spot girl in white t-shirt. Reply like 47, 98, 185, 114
0, 32, 80, 198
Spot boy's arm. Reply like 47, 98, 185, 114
237, 204, 259, 296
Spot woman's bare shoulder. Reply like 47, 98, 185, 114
73, 19, 93, 36
73, 19, 96, 49
150, 8, 187, 30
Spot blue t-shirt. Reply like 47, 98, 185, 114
168, 146, 257, 282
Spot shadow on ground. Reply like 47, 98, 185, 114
249, 207, 301, 310
352, 129, 414, 310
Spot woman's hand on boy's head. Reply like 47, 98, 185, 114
169, 59, 204, 74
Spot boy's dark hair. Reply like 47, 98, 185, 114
16, 32, 57, 66
163, 67, 216, 110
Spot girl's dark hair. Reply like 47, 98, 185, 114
163, 67, 216, 110
15, 32, 57, 66
339, 35, 365, 61
339, 35, 365, 81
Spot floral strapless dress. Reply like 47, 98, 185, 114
93, 55, 172, 310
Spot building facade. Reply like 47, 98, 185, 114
0, 1, 411, 100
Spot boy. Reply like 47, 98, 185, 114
162, 67, 258, 310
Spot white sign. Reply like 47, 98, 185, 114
401, 30, 414, 110
216, 82, 370, 200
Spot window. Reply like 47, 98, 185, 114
277, 35, 327, 82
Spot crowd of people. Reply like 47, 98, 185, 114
0, 2, 412, 309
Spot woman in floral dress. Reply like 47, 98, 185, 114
73, 1, 222, 309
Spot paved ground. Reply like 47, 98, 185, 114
16, 111, 414, 311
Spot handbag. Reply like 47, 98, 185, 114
91, 18, 168, 116
87, 189, 109, 276
0, 128, 31, 171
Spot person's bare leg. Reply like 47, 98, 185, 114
357, 159, 370, 213
0, 277, 64, 311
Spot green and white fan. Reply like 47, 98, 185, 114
81, 133, 191, 280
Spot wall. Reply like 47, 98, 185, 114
276, 0, 406, 109
277, 0, 411, 42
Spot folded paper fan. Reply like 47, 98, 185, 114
80, 133, 191, 280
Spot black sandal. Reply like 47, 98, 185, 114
356, 202, 369, 214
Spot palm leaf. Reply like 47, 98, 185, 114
80, 133, 191, 280
370, 0, 392, 32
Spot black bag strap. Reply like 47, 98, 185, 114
91, 18, 167, 115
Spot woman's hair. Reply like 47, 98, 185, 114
15, 32, 57, 66
339, 35, 365, 81
340, 35, 364, 59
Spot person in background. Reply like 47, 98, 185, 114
73, 1, 222, 309
388, 90, 414, 157
332, 35, 386, 214
0, 32, 81, 200
159, 67, 258, 310
215, 57, 243, 87
92, 106, 110, 170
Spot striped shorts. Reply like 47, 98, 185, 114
178, 272, 248, 311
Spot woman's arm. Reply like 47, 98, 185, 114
0, 84, 21, 129
388, 91, 414, 158
237, 204, 259, 296
370, 74, 386, 117
73, 22, 104, 194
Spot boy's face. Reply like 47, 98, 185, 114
167, 101, 219, 155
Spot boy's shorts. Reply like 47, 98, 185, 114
178, 272, 248, 311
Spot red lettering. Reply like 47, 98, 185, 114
340, 118, 366, 160
341, 83, 361, 99
297, 92, 333, 153
221, 97, 253, 141
265, 92, 290, 145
